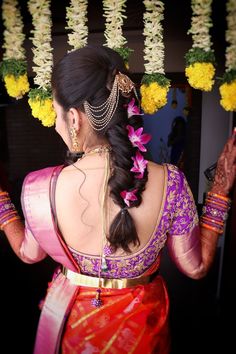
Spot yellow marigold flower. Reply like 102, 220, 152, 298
4, 74, 30, 99
140, 82, 169, 114
185, 62, 215, 91
219, 80, 236, 112
28, 98, 56, 127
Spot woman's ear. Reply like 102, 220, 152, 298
68, 107, 81, 131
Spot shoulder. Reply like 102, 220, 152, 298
164, 164, 194, 201
147, 161, 184, 182
146, 161, 165, 191
147, 161, 185, 188
147, 160, 164, 175
164, 163, 185, 181
23, 165, 64, 184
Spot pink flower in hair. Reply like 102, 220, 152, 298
120, 189, 138, 207
127, 98, 143, 118
126, 125, 151, 152
130, 151, 148, 179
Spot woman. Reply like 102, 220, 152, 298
0, 45, 235, 354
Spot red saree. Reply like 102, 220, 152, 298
62, 276, 170, 354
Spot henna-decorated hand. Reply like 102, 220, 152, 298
211, 129, 236, 195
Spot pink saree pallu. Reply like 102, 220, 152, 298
34, 272, 78, 354
21, 166, 81, 354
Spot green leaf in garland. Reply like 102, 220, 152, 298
28, 87, 52, 101
221, 69, 236, 84
114, 46, 133, 63
185, 48, 216, 66
0, 59, 27, 79
141, 73, 171, 87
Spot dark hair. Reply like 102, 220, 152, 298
52, 45, 148, 253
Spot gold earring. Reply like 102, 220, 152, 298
69, 127, 80, 152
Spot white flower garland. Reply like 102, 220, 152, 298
103, 0, 127, 49
28, 0, 53, 89
66, 0, 88, 52
188, 0, 213, 52
2, 0, 25, 60
143, 0, 165, 75
225, 0, 236, 71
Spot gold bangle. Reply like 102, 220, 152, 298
201, 215, 224, 226
0, 216, 21, 230
205, 198, 229, 211
0, 198, 11, 203
0, 210, 18, 221
207, 191, 230, 203
0, 191, 9, 196
200, 222, 223, 234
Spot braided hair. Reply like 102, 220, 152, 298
52, 45, 148, 253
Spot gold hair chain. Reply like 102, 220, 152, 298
84, 72, 135, 132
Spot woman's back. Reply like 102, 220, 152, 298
55, 155, 165, 257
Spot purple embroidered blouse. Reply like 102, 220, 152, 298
68, 164, 199, 279
20, 163, 202, 279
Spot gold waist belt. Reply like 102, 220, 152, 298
62, 267, 151, 289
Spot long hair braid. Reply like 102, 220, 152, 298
106, 111, 148, 253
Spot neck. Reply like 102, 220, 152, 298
77, 145, 111, 162
84, 144, 109, 154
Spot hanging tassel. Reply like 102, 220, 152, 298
91, 288, 103, 307
101, 255, 109, 272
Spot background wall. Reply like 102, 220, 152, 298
0, 1, 234, 354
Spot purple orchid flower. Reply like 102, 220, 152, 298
130, 151, 148, 179
126, 125, 151, 152
127, 98, 143, 118
120, 189, 138, 207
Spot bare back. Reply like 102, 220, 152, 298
55, 155, 165, 256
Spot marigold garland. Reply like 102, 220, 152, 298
185, 0, 216, 91
219, 0, 236, 112
103, 0, 132, 67
141, 0, 170, 114
28, 0, 55, 127
66, 0, 88, 52
0, 0, 29, 99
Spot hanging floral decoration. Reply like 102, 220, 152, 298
66, 0, 88, 52
185, 0, 216, 92
103, 0, 132, 67
27, 0, 55, 127
219, 0, 236, 112
140, 0, 170, 115
0, 0, 29, 99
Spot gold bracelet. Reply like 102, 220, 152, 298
201, 215, 224, 226
0, 216, 21, 230
207, 191, 230, 203
0, 191, 9, 196
200, 222, 223, 234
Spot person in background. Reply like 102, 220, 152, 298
0, 45, 235, 354
167, 115, 187, 167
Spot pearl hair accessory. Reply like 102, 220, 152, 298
84, 72, 135, 131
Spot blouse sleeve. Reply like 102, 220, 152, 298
19, 221, 47, 263
166, 166, 204, 278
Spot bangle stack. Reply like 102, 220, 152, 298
0, 191, 20, 231
200, 191, 231, 234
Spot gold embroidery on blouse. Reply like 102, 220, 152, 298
71, 164, 168, 262
68, 163, 199, 276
